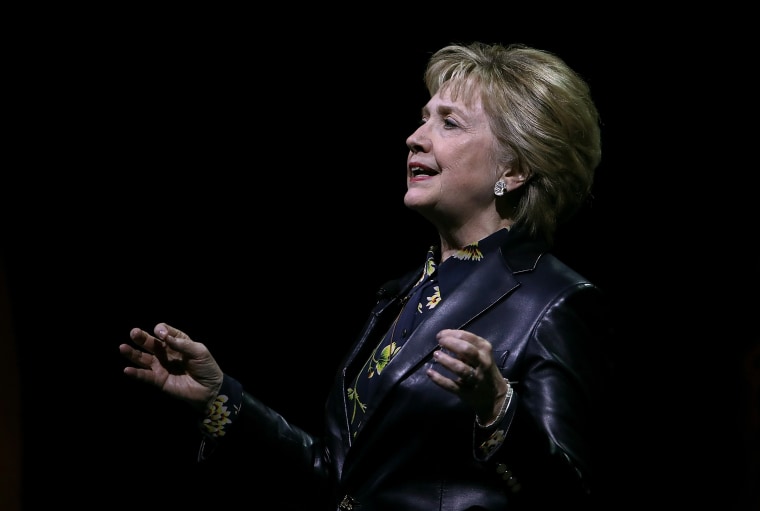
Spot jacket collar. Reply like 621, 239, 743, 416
351, 227, 547, 430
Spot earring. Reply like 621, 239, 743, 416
493, 180, 507, 197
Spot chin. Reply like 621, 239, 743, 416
403, 197, 423, 210
403, 190, 431, 209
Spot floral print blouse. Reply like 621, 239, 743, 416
347, 228, 511, 437
197, 228, 513, 462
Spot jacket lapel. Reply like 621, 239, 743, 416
340, 266, 423, 375
358, 252, 520, 429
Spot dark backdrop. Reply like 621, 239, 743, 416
3, 11, 757, 511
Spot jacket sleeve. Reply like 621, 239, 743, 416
195, 375, 334, 506
473, 282, 612, 508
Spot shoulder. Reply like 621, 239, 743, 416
498, 231, 599, 295
497, 245, 606, 323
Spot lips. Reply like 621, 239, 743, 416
409, 165, 438, 176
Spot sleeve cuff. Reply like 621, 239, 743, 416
474, 381, 515, 460
197, 375, 242, 461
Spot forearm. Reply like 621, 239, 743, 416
197, 375, 330, 490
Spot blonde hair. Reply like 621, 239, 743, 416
424, 42, 602, 244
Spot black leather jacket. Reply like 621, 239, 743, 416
208, 229, 612, 510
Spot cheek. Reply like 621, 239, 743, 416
437, 139, 497, 195
448, 138, 494, 172
442, 157, 494, 194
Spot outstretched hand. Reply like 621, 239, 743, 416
119, 323, 223, 412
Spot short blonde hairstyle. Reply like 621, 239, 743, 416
425, 42, 602, 244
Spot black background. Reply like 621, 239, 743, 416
3, 9, 758, 511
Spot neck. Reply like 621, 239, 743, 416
437, 221, 513, 262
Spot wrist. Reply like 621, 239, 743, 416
476, 379, 513, 429
199, 375, 243, 439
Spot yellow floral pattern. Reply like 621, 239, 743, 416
478, 428, 506, 458
426, 286, 441, 309
201, 394, 235, 437
376, 341, 401, 375
453, 243, 484, 261
347, 231, 508, 438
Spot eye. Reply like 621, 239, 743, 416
443, 117, 459, 129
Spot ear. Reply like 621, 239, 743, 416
500, 167, 529, 193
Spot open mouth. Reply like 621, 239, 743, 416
410, 166, 438, 177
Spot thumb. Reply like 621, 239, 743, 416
154, 322, 189, 340
155, 324, 203, 357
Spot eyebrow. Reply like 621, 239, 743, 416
422, 102, 467, 117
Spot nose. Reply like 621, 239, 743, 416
406, 124, 428, 154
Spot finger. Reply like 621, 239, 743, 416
119, 343, 153, 369
438, 329, 489, 350
438, 329, 493, 370
129, 327, 149, 344
129, 327, 163, 354
154, 323, 189, 340
426, 364, 477, 393
160, 332, 208, 361
433, 349, 478, 386
427, 367, 460, 391
122, 360, 162, 385
459, 365, 477, 387
437, 337, 480, 369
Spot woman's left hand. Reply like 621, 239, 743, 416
427, 328, 509, 423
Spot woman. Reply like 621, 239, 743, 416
120, 41, 611, 510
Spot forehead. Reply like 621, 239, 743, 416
428, 83, 487, 123
435, 77, 483, 108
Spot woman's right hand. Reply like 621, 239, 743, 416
119, 323, 224, 412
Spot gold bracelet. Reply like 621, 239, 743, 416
476, 379, 513, 429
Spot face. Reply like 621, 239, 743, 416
404, 84, 501, 229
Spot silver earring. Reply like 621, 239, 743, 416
493, 180, 507, 197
